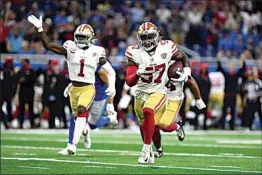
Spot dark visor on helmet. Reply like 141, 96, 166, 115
75, 34, 89, 41
139, 33, 156, 41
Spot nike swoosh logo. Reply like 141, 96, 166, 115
144, 157, 148, 162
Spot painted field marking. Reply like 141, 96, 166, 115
2, 129, 262, 136
2, 133, 261, 142
216, 140, 262, 144
18, 166, 50, 170
2, 157, 261, 174
14, 153, 37, 156
2, 137, 261, 149
210, 165, 241, 169
83, 165, 116, 169
2, 145, 261, 159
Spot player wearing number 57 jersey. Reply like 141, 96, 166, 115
27, 15, 116, 155
125, 22, 191, 164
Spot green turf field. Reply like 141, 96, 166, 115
1, 129, 261, 174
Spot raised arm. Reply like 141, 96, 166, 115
237, 55, 246, 77
216, 53, 226, 74
27, 15, 67, 56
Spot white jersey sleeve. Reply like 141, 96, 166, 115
95, 46, 107, 63
62, 40, 76, 60
125, 45, 140, 64
166, 40, 178, 58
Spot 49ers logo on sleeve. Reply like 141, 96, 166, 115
161, 53, 167, 59
70, 49, 76, 54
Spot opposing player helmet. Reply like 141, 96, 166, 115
74, 24, 95, 48
137, 22, 160, 51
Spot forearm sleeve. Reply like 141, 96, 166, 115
125, 65, 139, 87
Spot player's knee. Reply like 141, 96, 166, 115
142, 107, 154, 118
77, 105, 87, 117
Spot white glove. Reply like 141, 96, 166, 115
106, 103, 118, 127
196, 98, 206, 110
136, 64, 147, 77
63, 83, 72, 98
105, 86, 116, 97
106, 103, 115, 115
27, 15, 43, 32
171, 67, 191, 83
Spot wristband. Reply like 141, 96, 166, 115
183, 67, 191, 76
38, 27, 43, 32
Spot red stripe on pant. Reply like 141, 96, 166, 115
154, 95, 166, 113
78, 111, 89, 118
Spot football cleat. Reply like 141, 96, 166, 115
58, 144, 71, 156
149, 146, 155, 164
154, 147, 163, 158
177, 120, 185, 141
138, 144, 151, 164
82, 124, 91, 149
108, 112, 118, 128
67, 144, 76, 155
58, 147, 69, 156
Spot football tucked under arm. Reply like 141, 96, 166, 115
170, 49, 191, 83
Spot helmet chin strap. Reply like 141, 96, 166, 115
147, 46, 156, 55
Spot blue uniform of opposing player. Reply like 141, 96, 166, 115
58, 67, 117, 155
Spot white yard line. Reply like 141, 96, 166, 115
1, 145, 260, 159
14, 153, 37, 156
83, 165, 116, 169
210, 165, 241, 169
2, 129, 262, 136
216, 140, 262, 144
3, 134, 261, 142
2, 137, 261, 149
2, 157, 261, 174
18, 166, 50, 170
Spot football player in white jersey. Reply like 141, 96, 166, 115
125, 22, 191, 164
125, 43, 206, 158
27, 15, 116, 154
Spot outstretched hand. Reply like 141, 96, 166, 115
27, 15, 43, 32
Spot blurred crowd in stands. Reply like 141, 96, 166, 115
1, 0, 262, 59
0, 0, 261, 130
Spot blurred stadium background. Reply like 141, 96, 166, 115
1, 0, 262, 174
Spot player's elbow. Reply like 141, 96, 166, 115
126, 75, 138, 87
126, 79, 135, 87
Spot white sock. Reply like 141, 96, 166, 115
83, 123, 91, 135
72, 117, 86, 145
143, 144, 151, 152
176, 124, 180, 130
156, 147, 163, 151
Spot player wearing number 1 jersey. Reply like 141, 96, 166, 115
125, 22, 191, 164
27, 15, 116, 155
